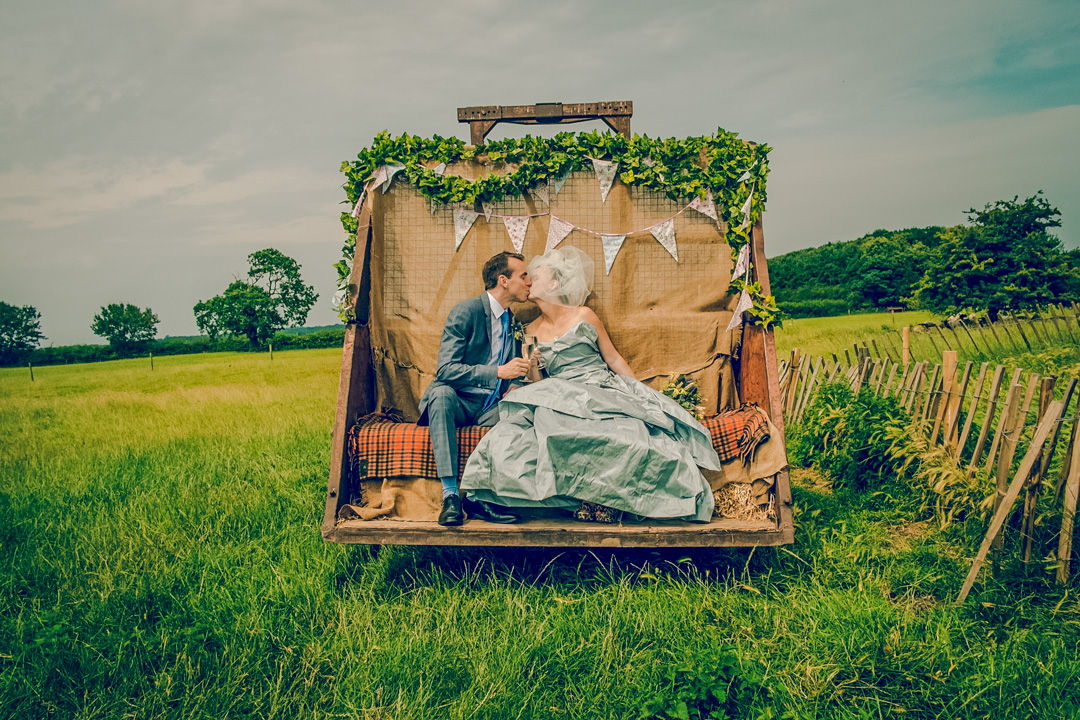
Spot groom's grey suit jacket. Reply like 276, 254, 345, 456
417, 294, 521, 424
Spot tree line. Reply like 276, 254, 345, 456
771, 193, 1080, 318
1, 248, 324, 367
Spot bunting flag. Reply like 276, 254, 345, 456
432, 163, 446, 175
725, 289, 754, 332
350, 189, 367, 219
601, 234, 626, 275
689, 190, 717, 221
331, 288, 348, 313
650, 218, 678, 261
546, 216, 575, 252
503, 216, 529, 253
453, 209, 478, 251
369, 165, 388, 190
738, 161, 757, 183
739, 184, 755, 230
642, 158, 656, 167
531, 184, 549, 205
482, 202, 494, 221
732, 244, 750, 279
382, 163, 405, 192
590, 157, 619, 202
551, 172, 569, 196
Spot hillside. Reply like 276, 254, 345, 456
769, 226, 945, 317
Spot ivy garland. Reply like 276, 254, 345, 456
336, 129, 781, 329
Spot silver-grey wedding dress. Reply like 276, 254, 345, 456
460, 321, 719, 521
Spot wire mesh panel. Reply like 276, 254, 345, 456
369, 167, 738, 419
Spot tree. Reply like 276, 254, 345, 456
91, 303, 160, 353
0, 302, 45, 365
852, 234, 929, 309
915, 193, 1080, 318
194, 248, 318, 347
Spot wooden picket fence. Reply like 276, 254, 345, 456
778, 323, 1080, 602
841, 302, 1080, 365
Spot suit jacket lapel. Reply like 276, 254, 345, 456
479, 292, 494, 350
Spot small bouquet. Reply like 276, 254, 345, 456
661, 374, 704, 421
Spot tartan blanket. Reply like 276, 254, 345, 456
348, 404, 771, 483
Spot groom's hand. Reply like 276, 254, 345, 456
497, 358, 530, 379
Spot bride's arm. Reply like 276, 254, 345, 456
581, 308, 635, 379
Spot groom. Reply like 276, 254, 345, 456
417, 251, 532, 526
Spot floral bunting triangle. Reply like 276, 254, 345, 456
739, 184, 755, 230
689, 190, 717, 221
382, 163, 405, 192
550, 172, 569, 196
482, 202, 494, 221
650, 218, 678, 261
432, 162, 446, 175
453, 209, 478, 251
546, 216, 575, 252
725, 289, 754, 332
732, 243, 750, 279
531, 184, 549, 205
369, 165, 388, 190
601, 234, 626, 275
738, 161, 758, 183
350, 189, 367, 219
503, 216, 529, 253
590, 157, 619, 203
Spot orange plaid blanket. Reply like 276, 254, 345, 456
348, 404, 770, 482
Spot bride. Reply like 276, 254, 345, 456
459, 246, 720, 522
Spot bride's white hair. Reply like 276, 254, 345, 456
527, 246, 595, 307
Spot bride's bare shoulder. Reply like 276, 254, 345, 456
578, 306, 602, 326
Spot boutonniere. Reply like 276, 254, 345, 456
511, 317, 524, 342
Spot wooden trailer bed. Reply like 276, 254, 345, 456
323, 109, 793, 548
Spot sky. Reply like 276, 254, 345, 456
1, 0, 1078, 345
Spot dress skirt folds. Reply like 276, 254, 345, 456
460, 321, 721, 521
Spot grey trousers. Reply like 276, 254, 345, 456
423, 385, 500, 479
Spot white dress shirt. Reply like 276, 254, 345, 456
485, 291, 508, 365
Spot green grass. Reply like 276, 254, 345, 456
775, 311, 934, 361
3, 349, 1080, 719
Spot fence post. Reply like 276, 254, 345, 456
902, 327, 910, 368
269, 342, 274, 363
28, 362, 34, 382
957, 402, 1064, 604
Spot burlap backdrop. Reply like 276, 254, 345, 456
366, 164, 740, 422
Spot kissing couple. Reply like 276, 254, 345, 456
417, 248, 721, 526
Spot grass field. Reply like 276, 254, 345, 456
774, 311, 935, 360
3, 347, 1080, 719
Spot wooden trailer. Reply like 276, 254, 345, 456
323, 103, 793, 548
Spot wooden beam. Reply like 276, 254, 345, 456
327, 516, 786, 548
457, 101, 634, 144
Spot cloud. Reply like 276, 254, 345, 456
173, 167, 326, 206
0, 159, 210, 229
765, 105, 1080, 254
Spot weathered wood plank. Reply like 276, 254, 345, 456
328, 516, 783, 548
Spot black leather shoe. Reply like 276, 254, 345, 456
462, 497, 521, 524
438, 494, 464, 526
